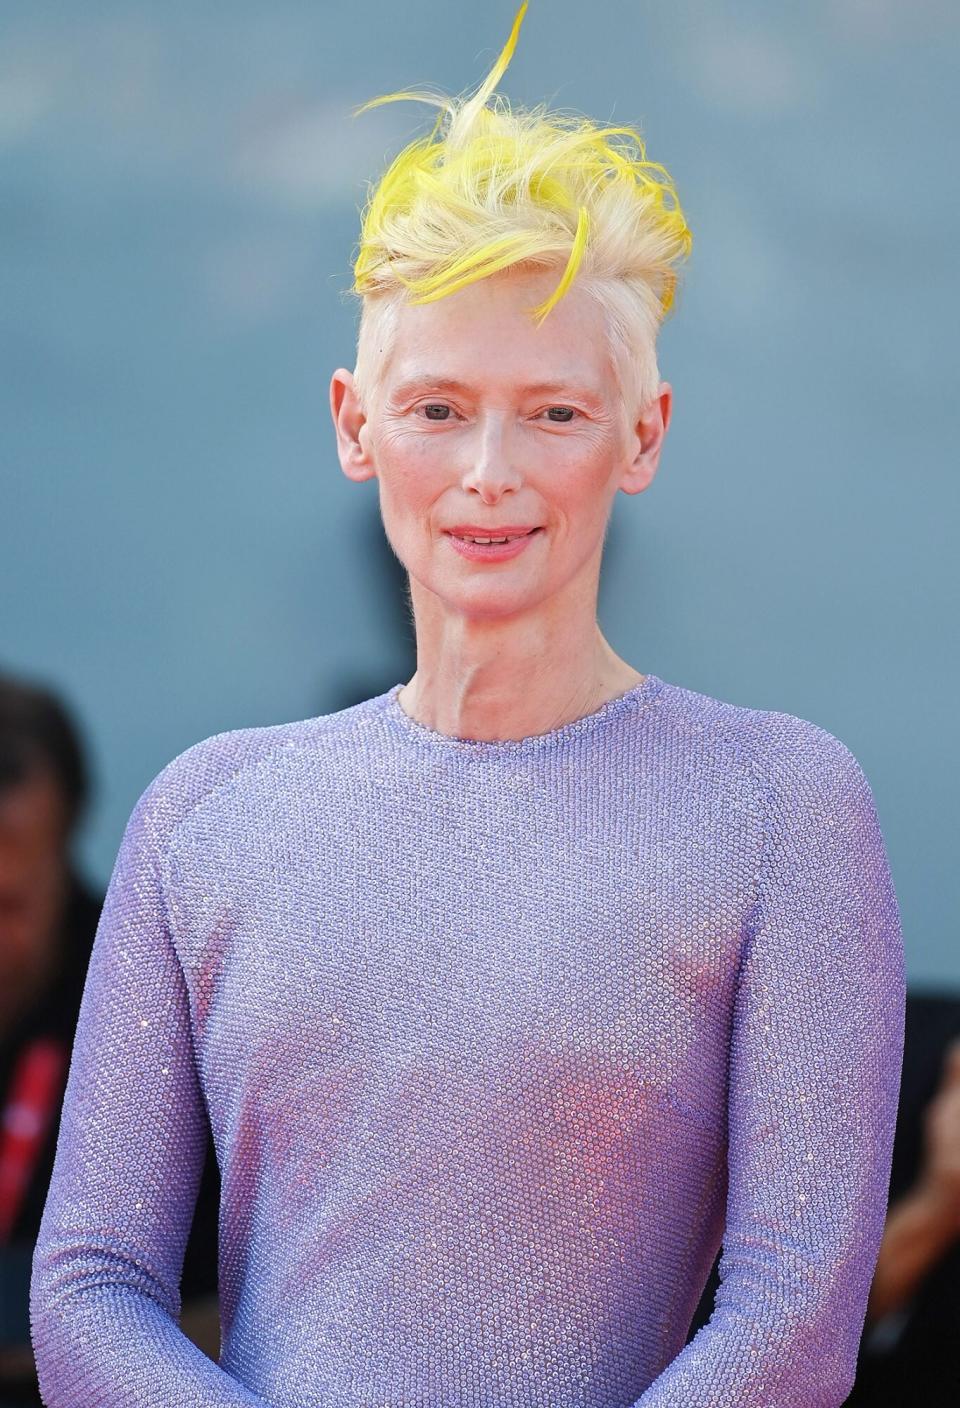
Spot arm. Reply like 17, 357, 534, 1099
29, 776, 271, 1407
636, 730, 906, 1407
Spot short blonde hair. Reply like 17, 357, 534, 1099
347, 1, 692, 421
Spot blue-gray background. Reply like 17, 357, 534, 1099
2, 1, 957, 982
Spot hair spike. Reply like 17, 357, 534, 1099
453, 0, 529, 141
351, 89, 454, 121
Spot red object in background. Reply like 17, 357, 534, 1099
0, 1036, 68, 1245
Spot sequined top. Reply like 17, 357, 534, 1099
29, 673, 906, 1407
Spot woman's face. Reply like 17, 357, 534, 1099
331, 266, 671, 624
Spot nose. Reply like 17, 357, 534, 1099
459, 415, 523, 498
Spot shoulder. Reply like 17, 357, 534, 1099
657, 676, 870, 809
658, 681, 891, 924
128, 692, 392, 857
124, 713, 336, 859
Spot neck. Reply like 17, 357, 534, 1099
397, 632, 644, 743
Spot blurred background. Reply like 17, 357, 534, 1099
1, 1, 958, 1403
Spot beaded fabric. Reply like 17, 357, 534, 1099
29, 673, 906, 1406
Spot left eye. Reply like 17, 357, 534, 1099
543, 407, 577, 422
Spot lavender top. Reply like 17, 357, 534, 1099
30, 673, 906, 1407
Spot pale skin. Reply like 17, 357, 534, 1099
329, 264, 672, 743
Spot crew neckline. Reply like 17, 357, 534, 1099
380, 673, 665, 756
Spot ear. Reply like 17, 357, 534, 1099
620, 380, 673, 497
329, 368, 377, 483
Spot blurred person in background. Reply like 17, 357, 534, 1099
0, 672, 220, 1406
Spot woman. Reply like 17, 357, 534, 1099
30, 5, 905, 1405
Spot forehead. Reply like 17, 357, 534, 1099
379, 269, 619, 396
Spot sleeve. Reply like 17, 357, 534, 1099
29, 775, 271, 1407
634, 730, 907, 1407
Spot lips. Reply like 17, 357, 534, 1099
445, 525, 541, 538
445, 528, 543, 562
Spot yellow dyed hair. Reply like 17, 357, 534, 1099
347, 1, 692, 418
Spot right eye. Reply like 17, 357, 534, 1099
417, 403, 456, 421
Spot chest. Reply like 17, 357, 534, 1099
166, 763, 760, 1157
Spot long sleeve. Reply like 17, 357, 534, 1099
635, 729, 906, 1407
29, 775, 270, 1407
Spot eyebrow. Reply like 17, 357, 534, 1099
389, 375, 607, 406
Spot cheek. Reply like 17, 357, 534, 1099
546, 447, 620, 520
379, 443, 460, 528
377, 473, 443, 551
